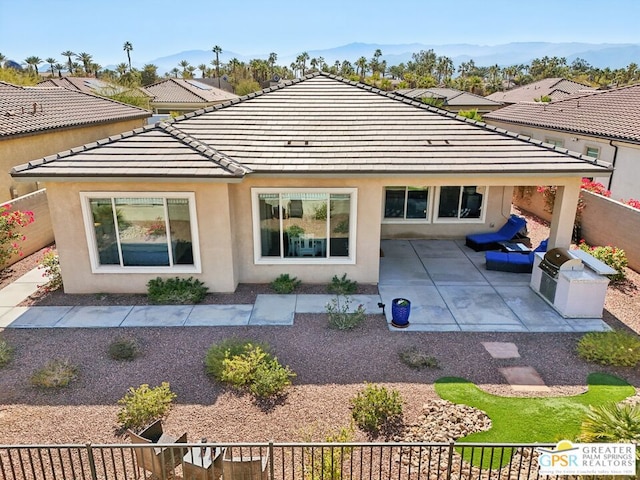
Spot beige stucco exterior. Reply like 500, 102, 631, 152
0, 118, 147, 202
44, 172, 584, 294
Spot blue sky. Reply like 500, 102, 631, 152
1, 0, 639, 66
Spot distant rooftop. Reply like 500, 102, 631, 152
142, 78, 239, 104
486, 78, 596, 104
396, 87, 502, 107
0, 81, 151, 138
485, 83, 640, 144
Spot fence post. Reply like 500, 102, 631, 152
85, 443, 98, 480
445, 441, 455, 480
268, 441, 275, 480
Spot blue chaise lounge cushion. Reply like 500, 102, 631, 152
465, 214, 527, 251
485, 239, 548, 273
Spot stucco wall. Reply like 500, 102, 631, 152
0, 118, 147, 202
1, 189, 54, 267
44, 173, 589, 294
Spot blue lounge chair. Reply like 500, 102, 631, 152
465, 214, 527, 251
485, 239, 549, 273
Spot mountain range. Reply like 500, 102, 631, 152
142, 42, 640, 75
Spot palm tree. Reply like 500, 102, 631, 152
185, 65, 196, 78
75, 52, 93, 75
197, 64, 208, 78
123, 41, 133, 72
355, 56, 367, 80
170, 67, 180, 78
268, 52, 277, 77
0, 53, 5, 68
24, 56, 42, 75
297, 52, 309, 76
61, 51, 75, 73
178, 60, 190, 76
212, 45, 222, 87
116, 63, 128, 77
45, 57, 57, 75
54, 63, 65, 78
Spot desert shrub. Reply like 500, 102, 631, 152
579, 403, 640, 475
398, 346, 439, 369
578, 241, 628, 282
147, 276, 208, 304
270, 273, 301, 294
577, 331, 640, 367
350, 383, 403, 436
205, 340, 295, 398
326, 295, 365, 330
30, 359, 78, 388
108, 336, 140, 361
116, 382, 177, 431
0, 338, 15, 368
304, 426, 354, 480
327, 273, 357, 295
38, 248, 63, 292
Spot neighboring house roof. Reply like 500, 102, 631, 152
12, 73, 609, 180
196, 77, 235, 93
484, 83, 640, 145
0, 81, 151, 138
142, 78, 239, 104
396, 87, 502, 107
486, 78, 596, 104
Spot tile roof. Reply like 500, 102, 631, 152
12, 73, 610, 180
484, 83, 640, 144
143, 78, 239, 104
0, 81, 151, 138
486, 78, 596, 104
396, 87, 502, 107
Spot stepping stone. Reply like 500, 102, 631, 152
499, 366, 550, 392
482, 342, 520, 359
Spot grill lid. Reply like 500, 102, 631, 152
539, 248, 583, 277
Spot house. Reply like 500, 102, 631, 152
486, 78, 595, 104
11, 73, 610, 294
0, 81, 151, 201
196, 77, 236, 94
395, 87, 503, 113
142, 78, 239, 115
38, 77, 122, 95
484, 84, 640, 200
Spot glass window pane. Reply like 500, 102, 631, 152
438, 186, 461, 218
384, 188, 405, 218
461, 186, 483, 218
115, 198, 169, 267
259, 193, 281, 257
283, 193, 327, 258
406, 188, 428, 219
168, 198, 193, 265
90, 199, 120, 265
330, 194, 350, 257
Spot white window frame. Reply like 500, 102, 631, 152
433, 186, 488, 223
80, 191, 201, 274
382, 186, 433, 223
252, 188, 357, 265
585, 146, 600, 159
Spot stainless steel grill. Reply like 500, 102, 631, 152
538, 247, 583, 278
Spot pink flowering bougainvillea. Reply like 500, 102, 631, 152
0, 204, 35, 268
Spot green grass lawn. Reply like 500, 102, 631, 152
435, 372, 634, 468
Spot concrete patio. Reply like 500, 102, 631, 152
0, 240, 611, 332
378, 239, 610, 332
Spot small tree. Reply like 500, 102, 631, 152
0, 205, 35, 268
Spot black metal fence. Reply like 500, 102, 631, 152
0, 441, 556, 480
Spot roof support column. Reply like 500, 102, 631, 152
548, 179, 581, 249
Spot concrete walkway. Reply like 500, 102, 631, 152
0, 240, 612, 332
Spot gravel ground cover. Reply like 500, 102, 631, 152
0, 210, 639, 446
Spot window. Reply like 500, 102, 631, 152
544, 137, 565, 148
585, 146, 600, 159
253, 189, 356, 262
384, 187, 430, 221
81, 192, 200, 272
436, 186, 486, 220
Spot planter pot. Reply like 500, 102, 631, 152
391, 298, 411, 328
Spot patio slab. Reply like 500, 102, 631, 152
250, 295, 296, 325
57, 306, 133, 328
120, 305, 193, 327
482, 342, 521, 359
411, 240, 467, 258
6, 306, 74, 328
379, 257, 433, 285
420, 257, 488, 285
499, 366, 551, 392
295, 294, 383, 314
379, 285, 457, 327
495, 286, 575, 332
565, 318, 611, 332
186, 305, 253, 326
438, 285, 523, 326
